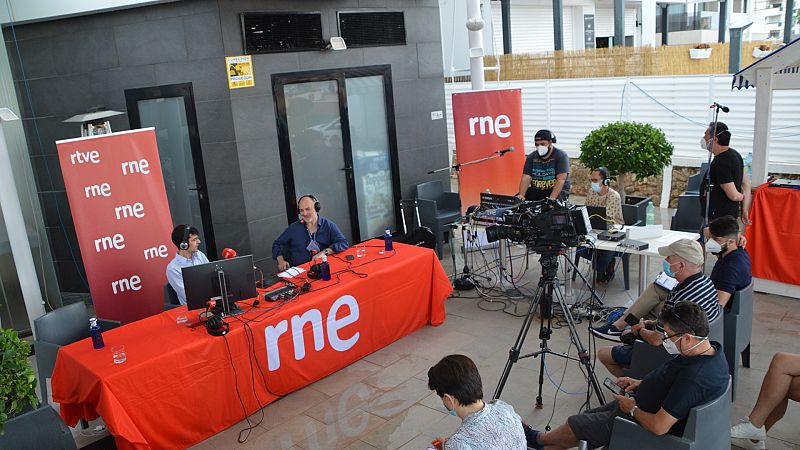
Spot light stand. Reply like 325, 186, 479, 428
493, 250, 606, 408
702, 103, 729, 241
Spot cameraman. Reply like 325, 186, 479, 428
517, 129, 570, 202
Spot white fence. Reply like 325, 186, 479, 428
444, 74, 800, 172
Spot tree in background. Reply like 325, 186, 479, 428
579, 121, 674, 200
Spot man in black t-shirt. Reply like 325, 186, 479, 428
524, 302, 729, 449
699, 121, 752, 221
517, 129, 571, 201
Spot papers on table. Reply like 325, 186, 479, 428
278, 267, 305, 278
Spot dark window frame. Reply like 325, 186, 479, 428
240, 11, 325, 54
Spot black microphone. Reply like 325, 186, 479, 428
497, 147, 515, 155
710, 102, 730, 113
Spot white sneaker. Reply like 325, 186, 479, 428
731, 420, 766, 450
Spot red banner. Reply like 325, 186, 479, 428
452, 89, 525, 211
57, 129, 173, 324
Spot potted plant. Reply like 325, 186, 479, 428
753, 44, 771, 58
0, 328, 75, 448
578, 121, 673, 202
690, 43, 712, 59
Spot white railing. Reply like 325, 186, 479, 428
444, 74, 800, 173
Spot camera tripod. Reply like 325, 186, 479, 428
493, 250, 606, 408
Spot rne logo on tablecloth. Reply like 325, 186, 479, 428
264, 295, 360, 371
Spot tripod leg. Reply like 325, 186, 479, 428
552, 285, 606, 406
535, 283, 553, 409
493, 283, 543, 400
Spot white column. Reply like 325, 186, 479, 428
0, 110, 45, 333
641, 0, 656, 47
467, 0, 486, 90
751, 68, 773, 186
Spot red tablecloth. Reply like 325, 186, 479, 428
51, 242, 451, 450
744, 183, 800, 285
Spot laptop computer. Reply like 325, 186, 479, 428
586, 206, 610, 231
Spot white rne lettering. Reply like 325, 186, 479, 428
69, 150, 100, 165
114, 202, 145, 219
142, 244, 169, 260
120, 159, 150, 175
327, 295, 360, 352
468, 114, 512, 138
111, 275, 142, 294
84, 183, 111, 198
291, 309, 325, 360
263, 295, 361, 371
94, 234, 126, 252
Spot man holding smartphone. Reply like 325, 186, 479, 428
524, 302, 728, 450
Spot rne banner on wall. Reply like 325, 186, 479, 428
452, 89, 525, 211
57, 128, 174, 324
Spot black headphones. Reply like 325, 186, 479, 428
596, 167, 611, 186
298, 195, 321, 213
179, 225, 192, 251
205, 314, 229, 336
536, 129, 557, 144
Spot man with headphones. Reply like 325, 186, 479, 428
166, 224, 209, 305
517, 129, 571, 202
700, 121, 752, 224
583, 167, 625, 282
271, 195, 349, 271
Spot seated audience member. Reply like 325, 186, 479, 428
582, 166, 624, 282
166, 225, 209, 305
705, 215, 752, 308
525, 302, 729, 450
272, 195, 349, 271
731, 352, 800, 450
427, 354, 527, 450
596, 239, 720, 376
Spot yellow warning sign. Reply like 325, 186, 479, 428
226, 55, 254, 89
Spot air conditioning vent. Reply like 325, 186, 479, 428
338, 11, 406, 47
241, 12, 324, 53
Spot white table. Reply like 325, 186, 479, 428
588, 230, 700, 295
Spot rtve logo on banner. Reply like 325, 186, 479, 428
264, 295, 360, 371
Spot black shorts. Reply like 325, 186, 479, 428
567, 400, 631, 449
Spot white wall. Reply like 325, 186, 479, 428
440, 0, 498, 75
444, 75, 800, 172
491, 4, 577, 53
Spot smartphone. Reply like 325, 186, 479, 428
603, 377, 629, 396
624, 313, 640, 327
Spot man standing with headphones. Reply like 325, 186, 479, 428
166, 224, 209, 305
272, 195, 349, 271
517, 129, 571, 202
584, 167, 624, 282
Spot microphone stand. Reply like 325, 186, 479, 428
702, 104, 724, 245
427, 149, 512, 175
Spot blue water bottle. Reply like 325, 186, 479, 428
384, 227, 393, 251
89, 317, 105, 349
320, 254, 331, 281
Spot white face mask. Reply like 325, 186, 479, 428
662, 337, 680, 355
699, 137, 711, 151
591, 182, 602, 193
536, 145, 549, 156
704, 239, 723, 255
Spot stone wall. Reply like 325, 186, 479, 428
569, 160, 664, 205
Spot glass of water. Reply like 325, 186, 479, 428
111, 345, 126, 364
356, 246, 366, 258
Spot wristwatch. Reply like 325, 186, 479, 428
631, 405, 639, 418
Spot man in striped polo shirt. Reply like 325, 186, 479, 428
596, 239, 720, 376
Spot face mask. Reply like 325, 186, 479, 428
591, 182, 602, 193
443, 396, 457, 416
662, 337, 680, 355
699, 137, 711, 151
662, 260, 676, 278
704, 239, 726, 255
536, 145, 549, 156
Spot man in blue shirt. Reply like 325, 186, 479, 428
705, 215, 752, 308
166, 225, 209, 305
272, 195, 349, 271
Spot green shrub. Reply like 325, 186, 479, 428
579, 121, 674, 199
0, 328, 39, 434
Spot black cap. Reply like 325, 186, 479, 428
535, 129, 555, 142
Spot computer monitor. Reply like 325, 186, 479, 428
182, 255, 257, 315
586, 206, 610, 231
